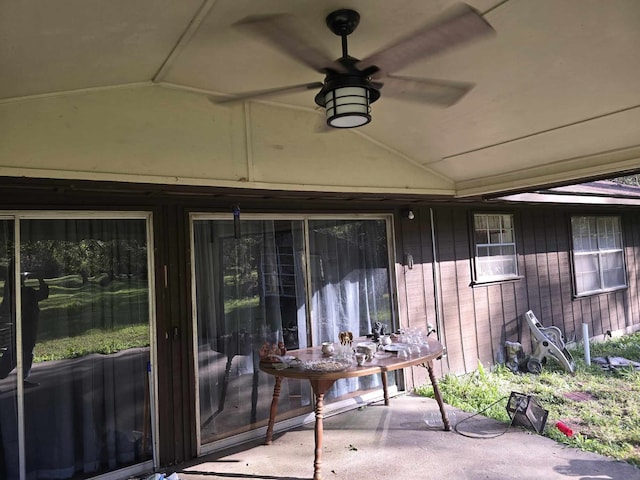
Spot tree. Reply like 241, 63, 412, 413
611, 174, 640, 187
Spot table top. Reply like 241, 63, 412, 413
259, 337, 443, 381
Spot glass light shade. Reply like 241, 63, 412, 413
324, 86, 371, 128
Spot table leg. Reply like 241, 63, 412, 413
265, 376, 283, 445
309, 379, 336, 480
425, 360, 451, 431
381, 370, 389, 406
218, 355, 234, 413
313, 391, 325, 480
250, 357, 260, 424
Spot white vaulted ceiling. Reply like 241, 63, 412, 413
1, 0, 639, 197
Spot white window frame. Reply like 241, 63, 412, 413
571, 215, 627, 296
472, 213, 518, 283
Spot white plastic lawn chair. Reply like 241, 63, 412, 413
524, 310, 575, 374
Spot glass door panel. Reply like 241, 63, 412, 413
308, 219, 394, 401
193, 219, 311, 444
0, 219, 18, 479
0, 217, 153, 480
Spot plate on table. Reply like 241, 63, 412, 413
301, 359, 352, 373
374, 351, 392, 359
384, 343, 409, 353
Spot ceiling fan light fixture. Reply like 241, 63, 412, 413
317, 72, 381, 129
324, 85, 371, 128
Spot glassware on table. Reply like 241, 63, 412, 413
302, 358, 352, 372
335, 343, 355, 363
402, 329, 420, 356
396, 346, 409, 360
420, 338, 431, 354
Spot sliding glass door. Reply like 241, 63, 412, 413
0, 218, 18, 480
193, 218, 310, 444
0, 214, 154, 480
192, 214, 394, 446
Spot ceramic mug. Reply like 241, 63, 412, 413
321, 342, 335, 355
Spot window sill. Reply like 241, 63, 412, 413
573, 285, 628, 299
470, 275, 524, 287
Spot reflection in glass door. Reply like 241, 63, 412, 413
0, 219, 18, 479
0, 215, 154, 480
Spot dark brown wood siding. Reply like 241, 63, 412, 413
395, 209, 439, 385
396, 204, 640, 375
3, 176, 640, 466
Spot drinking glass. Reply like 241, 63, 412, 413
397, 346, 409, 360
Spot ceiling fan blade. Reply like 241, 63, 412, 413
235, 14, 340, 74
357, 3, 495, 76
209, 82, 324, 104
381, 75, 474, 106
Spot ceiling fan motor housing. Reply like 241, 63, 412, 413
326, 9, 360, 37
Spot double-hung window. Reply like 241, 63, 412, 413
571, 215, 626, 295
472, 213, 518, 282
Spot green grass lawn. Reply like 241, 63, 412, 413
34, 323, 148, 361
36, 276, 150, 340
416, 332, 640, 467
14, 275, 152, 362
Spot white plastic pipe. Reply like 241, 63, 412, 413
583, 323, 591, 366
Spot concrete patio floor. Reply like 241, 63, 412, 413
170, 394, 639, 480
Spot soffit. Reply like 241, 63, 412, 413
1, 0, 639, 197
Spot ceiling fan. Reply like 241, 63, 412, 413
213, 3, 495, 128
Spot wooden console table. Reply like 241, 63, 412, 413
259, 338, 449, 480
